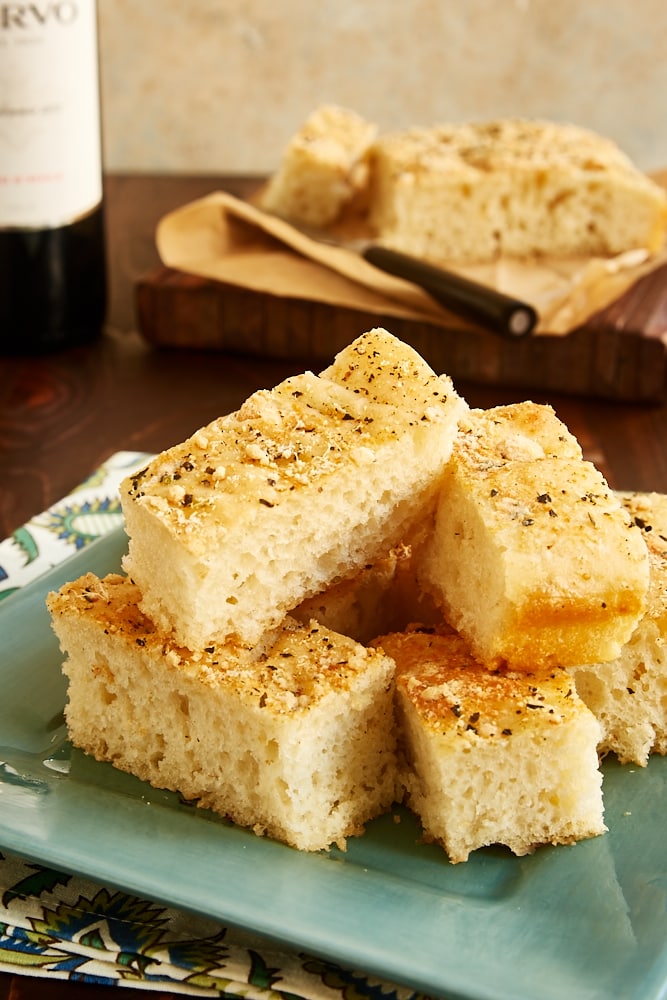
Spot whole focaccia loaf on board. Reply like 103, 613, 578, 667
369, 118, 667, 263
260, 107, 667, 263
120, 328, 466, 649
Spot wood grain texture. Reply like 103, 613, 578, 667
135, 259, 667, 403
2, 319, 641, 539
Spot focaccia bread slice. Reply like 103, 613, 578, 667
368, 118, 667, 263
291, 547, 409, 646
414, 402, 650, 669
48, 572, 399, 853
572, 491, 667, 765
292, 539, 440, 645
120, 328, 466, 649
259, 104, 378, 228
375, 626, 605, 864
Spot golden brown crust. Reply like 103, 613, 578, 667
377, 626, 580, 738
369, 118, 667, 261
619, 492, 667, 622
414, 402, 650, 669
47, 572, 388, 715
373, 624, 605, 862
119, 328, 466, 649
454, 401, 583, 466
121, 329, 461, 557
373, 119, 650, 178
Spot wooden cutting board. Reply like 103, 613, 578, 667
135, 259, 667, 402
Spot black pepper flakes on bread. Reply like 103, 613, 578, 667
374, 626, 605, 863
119, 328, 467, 649
413, 402, 650, 670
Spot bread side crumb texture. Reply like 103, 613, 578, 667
375, 627, 605, 864
292, 539, 441, 644
572, 491, 667, 765
119, 327, 467, 649
414, 401, 650, 670
47, 572, 398, 853
259, 104, 378, 228
369, 118, 667, 262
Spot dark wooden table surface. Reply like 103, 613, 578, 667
2, 173, 667, 999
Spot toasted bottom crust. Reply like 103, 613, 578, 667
475, 593, 648, 672
415, 407, 650, 671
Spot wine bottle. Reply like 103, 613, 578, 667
0, 1, 107, 355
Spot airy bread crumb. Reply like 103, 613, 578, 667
120, 328, 466, 650
374, 626, 606, 864
413, 402, 650, 669
260, 104, 378, 228
572, 491, 667, 765
47, 572, 399, 853
369, 118, 667, 262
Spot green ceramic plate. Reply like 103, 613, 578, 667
1, 526, 667, 1000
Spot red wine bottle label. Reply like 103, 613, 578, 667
0, 1, 102, 229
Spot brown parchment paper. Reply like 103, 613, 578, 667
156, 179, 667, 337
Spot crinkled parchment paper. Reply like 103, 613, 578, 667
156, 175, 667, 337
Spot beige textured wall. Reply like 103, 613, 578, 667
97, 0, 667, 176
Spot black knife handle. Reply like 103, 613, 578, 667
362, 244, 537, 339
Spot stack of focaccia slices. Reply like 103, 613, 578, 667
48, 328, 663, 863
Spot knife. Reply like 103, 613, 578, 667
362, 244, 538, 339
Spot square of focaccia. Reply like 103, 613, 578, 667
48, 572, 398, 853
414, 402, 649, 670
120, 328, 466, 650
572, 491, 667, 765
376, 626, 605, 864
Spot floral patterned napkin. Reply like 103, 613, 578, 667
0, 453, 426, 999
